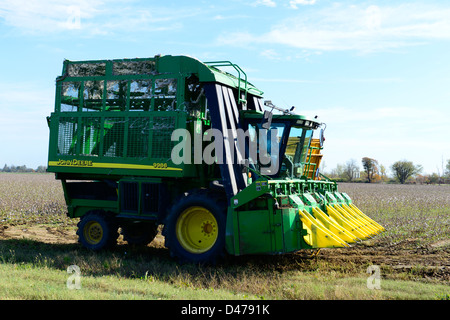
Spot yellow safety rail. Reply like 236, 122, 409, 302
303, 139, 323, 180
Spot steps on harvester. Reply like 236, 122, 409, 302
304, 139, 323, 179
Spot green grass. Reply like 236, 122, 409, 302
0, 263, 254, 300
0, 237, 448, 300
0, 249, 448, 300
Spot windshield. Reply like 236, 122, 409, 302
285, 127, 313, 178
243, 118, 315, 178
247, 122, 286, 176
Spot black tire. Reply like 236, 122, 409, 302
77, 211, 119, 251
163, 190, 227, 264
120, 221, 158, 246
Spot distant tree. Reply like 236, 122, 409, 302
379, 164, 388, 182
362, 157, 379, 183
343, 159, 359, 182
428, 173, 440, 184
445, 159, 450, 178
415, 174, 426, 184
330, 163, 345, 179
391, 160, 423, 184
36, 165, 47, 173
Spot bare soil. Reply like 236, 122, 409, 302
0, 224, 78, 244
0, 224, 166, 247
317, 239, 450, 282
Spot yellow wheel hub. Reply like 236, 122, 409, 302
176, 206, 218, 254
84, 221, 104, 245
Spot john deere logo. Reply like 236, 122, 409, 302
57, 159, 93, 167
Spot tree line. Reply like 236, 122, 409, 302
1, 164, 47, 173
2, 159, 450, 185
325, 157, 450, 184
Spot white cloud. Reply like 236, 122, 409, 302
260, 49, 281, 60
0, 0, 101, 33
212, 14, 249, 21
217, 3, 450, 53
0, 0, 188, 36
253, 0, 277, 7
289, 0, 317, 9
365, 5, 382, 30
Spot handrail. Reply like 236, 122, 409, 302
303, 143, 322, 179
204, 61, 248, 107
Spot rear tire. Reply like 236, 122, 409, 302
120, 221, 158, 246
77, 211, 118, 251
163, 190, 227, 264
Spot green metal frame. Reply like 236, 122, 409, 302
204, 61, 264, 106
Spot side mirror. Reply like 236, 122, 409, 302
319, 128, 325, 147
261, 110, 273, 129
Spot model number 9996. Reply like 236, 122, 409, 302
153, 163, 168, 169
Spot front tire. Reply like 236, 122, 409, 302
163, 191, 226, 264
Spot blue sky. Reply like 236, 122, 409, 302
0, 0, 449, 175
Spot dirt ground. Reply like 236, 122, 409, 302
0, 224, 166, 247
313, 239, 450, 283
0, 225, 78, 244
1, 224, 449, 283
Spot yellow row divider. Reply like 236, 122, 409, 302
332, 204, 374, 237
339, 204, 379, 235
312, 207, 359, 243
326, 205, 369, 240
349, 204, 385, 232
298, 209, 349, 248
341, 204, 380, 235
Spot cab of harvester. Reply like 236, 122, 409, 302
47, 54, 383, 263
224, 108, 384, 258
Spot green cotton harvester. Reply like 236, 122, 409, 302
46, 55, 384, 263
